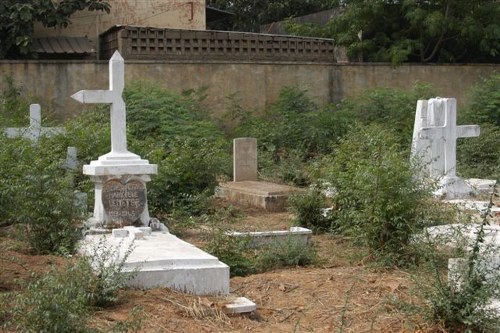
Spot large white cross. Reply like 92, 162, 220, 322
417, 98, 480, 178
4, 104, 64, 142
71, 51, 128, 155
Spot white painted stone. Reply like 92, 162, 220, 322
226, 227, 312, 248
424, 224, 500, 251
224, 297, 257, 314
71, 51, 157, 227
5, 104, 64, 142
79, 229, 230, 295
233, 137, 258, 182
112, 229, 129, 238
411, 98, 480, 199
444, 199, 500, 214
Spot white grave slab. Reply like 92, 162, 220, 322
4, 104, 64, 142
71, 51, 157, 227
80, 228, 230, 295
411, 98, 480, 198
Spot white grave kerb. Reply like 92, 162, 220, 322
71, 51, 157, 227
4, 104, 65, 142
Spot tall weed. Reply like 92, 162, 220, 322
320, 124, 436, 266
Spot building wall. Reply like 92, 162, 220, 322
33, 0, 206, 52
0, 60, 497, 120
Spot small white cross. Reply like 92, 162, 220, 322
418, 98, 480, 178
4, 104, 64, 142
71, 51, 129, 155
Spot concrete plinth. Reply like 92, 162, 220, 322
217, 180, 302, 211
80, 228, 229, 295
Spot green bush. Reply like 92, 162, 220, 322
288, 187, 330, 232
338, 83, 435, 147
256, 237, 317, 272
461, 73, 500, 126
10, 241, 138, 332
457, 123, 500, 180
421, 187, 500, 332
0, 135, 82, 254
12, 261, 93, 333
122, 81, 230, 215
320, 124, 435, 266
204, 227, 255, 277
233, 86, 352, 185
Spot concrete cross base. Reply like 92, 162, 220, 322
79, 227, 230, 295
435, 176, 477, 199
217, 181, 303, 212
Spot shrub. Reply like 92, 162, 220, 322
255, 237, 317, 272
10, 241, 138, 332
338, 83, 435, 147
457, 123, 500, 180
204, 227, 255, 277
11, 261, 93, 333
320, 124, 435, 266
0, 134, 82, 254
122, 81, 230, 215
421, 185, 500, 332
461, 73, 500, 126
288, 187, 330, 232
233, 86, 352, 185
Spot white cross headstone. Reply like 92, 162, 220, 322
71, 51, 132, 159
71, 51, 157, 228
4, 104, 64, 142
411, 97, 480, 198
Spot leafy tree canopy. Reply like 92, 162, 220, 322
207, 0, 337, 32
0, 0, 110, 59
285, 0, 500, 64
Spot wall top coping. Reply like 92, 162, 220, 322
0, 60, 499, 67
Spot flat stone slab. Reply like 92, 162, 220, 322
224, 297, 257, 314
218, 181, 303, 211
226, 227, 312, 248
79, 228, 229, 295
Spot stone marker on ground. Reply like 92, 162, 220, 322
4, 104, 64, 142
218, 137, 302, 211
233, 137, 258, 182
71, 51, 157, 228
411, 97, 481, 198
76, 51, 231, 296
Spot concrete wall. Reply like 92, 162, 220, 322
0, 60, 497, 120
34, 0, 206, 53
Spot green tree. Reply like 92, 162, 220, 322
286, 0, 500, 64
207, 0, 335, 32
0, 0, 110, 59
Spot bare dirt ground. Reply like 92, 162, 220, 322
1, 198, 499, 333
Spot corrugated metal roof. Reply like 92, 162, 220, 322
30, 37, 95, 54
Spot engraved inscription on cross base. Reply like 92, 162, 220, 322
102, 178, 146, 227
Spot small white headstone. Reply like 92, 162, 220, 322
4, 104, 64, 142
233, 137, 258, 182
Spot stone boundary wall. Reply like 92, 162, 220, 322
0, 60, 497, 120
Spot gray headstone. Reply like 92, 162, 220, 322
233, 137, 258, 182
101, 178, 146, 227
